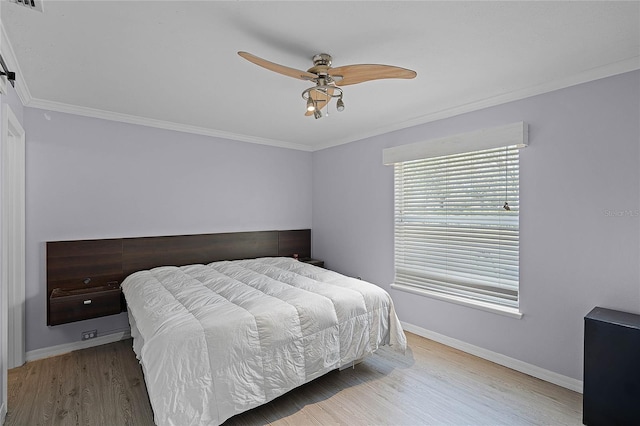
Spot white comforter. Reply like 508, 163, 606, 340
122, 257, 406, 426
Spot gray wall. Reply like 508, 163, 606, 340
13, 69, 640, 383
312, 70, 640, 381
24, 109, 312, 351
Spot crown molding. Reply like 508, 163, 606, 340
24, 53, 639, 153
1, 26, 312, 151
312, 56, 640, 151
26, 97, 314, 152
4, 12, 637, 154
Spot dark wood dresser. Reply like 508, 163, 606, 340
583, 307, 640, 425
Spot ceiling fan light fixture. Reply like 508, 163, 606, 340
239, 51, 417, 118
306, 97, 316, 112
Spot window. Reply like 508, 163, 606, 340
383, 123, 527, 317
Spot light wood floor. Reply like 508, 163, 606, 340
7, 332, 582, 425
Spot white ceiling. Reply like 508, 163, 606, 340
2, 1, 639, 151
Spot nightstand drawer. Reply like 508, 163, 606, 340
49, 286, 121, 326
300, 258, 325, 268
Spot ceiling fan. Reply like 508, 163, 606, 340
238, 51, 417, 119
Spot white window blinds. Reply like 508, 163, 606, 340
386, 123, 527, 313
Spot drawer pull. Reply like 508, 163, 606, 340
83, 300, 92, 305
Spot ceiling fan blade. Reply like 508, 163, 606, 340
238, 51, 317, 81
329, 64, 417, 86
305, 87, 334, 116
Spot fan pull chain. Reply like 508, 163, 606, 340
325, 89, 329, 117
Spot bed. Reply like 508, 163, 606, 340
46, 230, 406, 426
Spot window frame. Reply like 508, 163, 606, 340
383, 123, 527, 318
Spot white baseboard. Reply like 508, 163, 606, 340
21, 323, 582, 393
25, 330, 132, 363
401, 321, 583, 394
1, 401, 6, 424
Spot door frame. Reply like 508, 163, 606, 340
1, 103, 26, 379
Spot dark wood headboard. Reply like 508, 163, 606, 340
46, 229, 311, 322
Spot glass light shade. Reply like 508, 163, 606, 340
306, 98, 316, 112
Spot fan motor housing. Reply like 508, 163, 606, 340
312, 54, 332, 67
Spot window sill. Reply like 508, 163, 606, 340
390, 283, 523, 319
